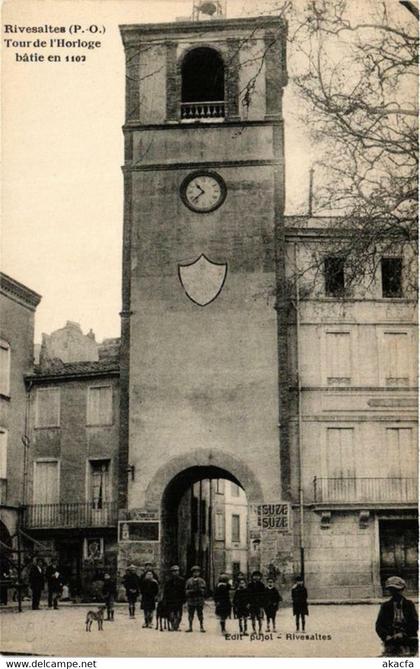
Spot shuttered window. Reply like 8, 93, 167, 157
35, 388, 60, 428
87, 386, 113, 426
215, 512, 224, 541
326, 428, 355, 477
385, 428, 416, 478
384, 332, 409, 385
326, 332, 351, 385
0, 341, 10, 396
231, 514, 240, 542
33, 460, 59, 504
0, 430, 7, 478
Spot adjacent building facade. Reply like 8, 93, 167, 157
0, 273, 41, 548
22, 323, 120, 598
286, 218, 418, 599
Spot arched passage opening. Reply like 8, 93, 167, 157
181, 47, 225, 119
161, 466, 248, 591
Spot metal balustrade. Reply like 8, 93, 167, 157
181, 101, 225, 119
23, 501, 118, 528
313, 477, 417, 503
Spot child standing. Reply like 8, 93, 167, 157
185, 565, 207, 633
291, 576, 308, 632
140, 570, 159, 628
214, 573, 232, 634
264, 577, 281, 632
103, 572, 117, 621
247, 570, 266, 634
233, 577, 249, 635
123, 565, 140, 619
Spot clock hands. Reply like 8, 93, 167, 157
192, 183, 206, 202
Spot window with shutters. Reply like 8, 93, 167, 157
87, 386, 113, 426
215, 479, 225, 494
215, 512, 224, 541
88, 459, 110, 509
33, 460, 59, 504
231, 514, 240, 542
0, 341, 10, 396
35, 388, 60, 428
326, 332, 352, 385
385, 428, 416, 479
0, 430, 7, 479
326, 428, 355, 478
383, 332, 409, 386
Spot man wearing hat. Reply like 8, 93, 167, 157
376, 576, 418, 656
163, 565, 186, 631
185, 565, 207, 633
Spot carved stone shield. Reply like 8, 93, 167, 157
178, 254, 228, 306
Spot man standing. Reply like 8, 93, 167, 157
29, 558, 45, 610
185, 565, 206, 633
45, 559, 58, 608
163, 565, 185, 631
376, 576, 418, 656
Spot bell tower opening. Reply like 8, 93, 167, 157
161, 466, 248, 591
181, 47, 225, 119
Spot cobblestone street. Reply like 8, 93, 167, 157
0, 602, 384, 657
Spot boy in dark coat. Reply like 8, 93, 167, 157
140, 570, 159, 628
376, 576, 418, 656
103, 572, 117, 621
185, 565, 207, 633
49, 568, 63, 610
214, 573, 231, 634
45, 560, 58, 608
122, 564, 140, 618
248, 570, 266, 633
163, 565, 185, 631
233, 576, 249, 635
264, 577, 281, 632
291, 576, 308, 632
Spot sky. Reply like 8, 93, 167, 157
2, 0, 410, 343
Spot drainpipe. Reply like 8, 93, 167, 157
294, 243, 305, 579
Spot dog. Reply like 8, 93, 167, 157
85, 606, 105, 631
155, 600, 172, 631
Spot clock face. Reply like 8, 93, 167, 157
181, 172, 226, 213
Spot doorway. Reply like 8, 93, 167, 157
161, 466, 249, 591
379, 518, 418, 593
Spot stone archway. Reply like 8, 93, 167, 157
145, 447, 264, 510
144, 449, 264, 582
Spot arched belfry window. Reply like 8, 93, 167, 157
181, 47, 225, 119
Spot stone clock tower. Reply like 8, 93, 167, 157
119, 14, 292, 579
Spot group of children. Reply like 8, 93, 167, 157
214, 571, 309, 635
104, 562, 308, 635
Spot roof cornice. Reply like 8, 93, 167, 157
0, 272, 42, 311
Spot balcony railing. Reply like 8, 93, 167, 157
23, 502, 118, 529
313, 477, 417, 504
181, 101, 225, 120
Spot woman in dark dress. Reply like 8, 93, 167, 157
140, 569, 159, 628
214, 573, 232, 634
291, 576, 309, 632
